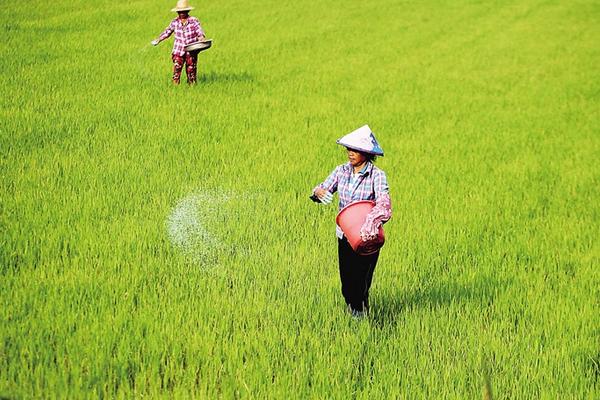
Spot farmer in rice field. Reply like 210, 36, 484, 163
311, 125, 392, 318
151, 0, 205, 84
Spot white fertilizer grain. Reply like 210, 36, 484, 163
166, 190, 231, 266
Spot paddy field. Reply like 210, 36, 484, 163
1, 0, 598, 397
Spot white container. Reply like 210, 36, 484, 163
185, 39, 212, 53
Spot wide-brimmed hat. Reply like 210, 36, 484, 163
172, 0, 194, 12
336, 125, 384, 156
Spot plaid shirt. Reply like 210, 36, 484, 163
158, 17, 204, 56
315, 162, 392, 239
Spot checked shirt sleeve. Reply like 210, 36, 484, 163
158, 20, 175, 42
360, 170, 392, 240
313, 165, 342, 195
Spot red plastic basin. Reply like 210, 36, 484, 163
336, 200, 385, 255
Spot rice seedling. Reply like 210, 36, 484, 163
1, 0, 598, 397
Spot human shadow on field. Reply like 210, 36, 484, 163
370, 275, 509, 330
199, 71, 254, 84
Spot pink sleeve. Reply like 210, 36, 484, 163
158, 20, 175, 41
360, 193, 392, 240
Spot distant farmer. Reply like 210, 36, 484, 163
151, 0, 205, 84
311, 125, 392, 317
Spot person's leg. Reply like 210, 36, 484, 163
338, 237, 354, 308
338, 237, 370, 313
172, 54, 184, 84
361, 251, 380, 312
185, 52, 198, 84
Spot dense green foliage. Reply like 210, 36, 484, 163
1, 0, 598, 397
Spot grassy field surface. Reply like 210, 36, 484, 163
1, 0, 599, 398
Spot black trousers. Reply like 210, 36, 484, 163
338, 237, 380, 312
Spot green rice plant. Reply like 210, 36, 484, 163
1, 0, 598, 398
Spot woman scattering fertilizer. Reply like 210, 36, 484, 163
151, 0, 205, 85
311, 125, 392, 318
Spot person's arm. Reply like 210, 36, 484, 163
311, 166, 341, 204
360, 170, 392, 240
152, 20, 175, 45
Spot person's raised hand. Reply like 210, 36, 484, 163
314, 188, 333, 205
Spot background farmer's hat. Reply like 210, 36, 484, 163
172, 0, 194, 12
336, 125, 384, 156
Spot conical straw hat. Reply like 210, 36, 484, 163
172, 0, 194, 12
336, 125, 384, 156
